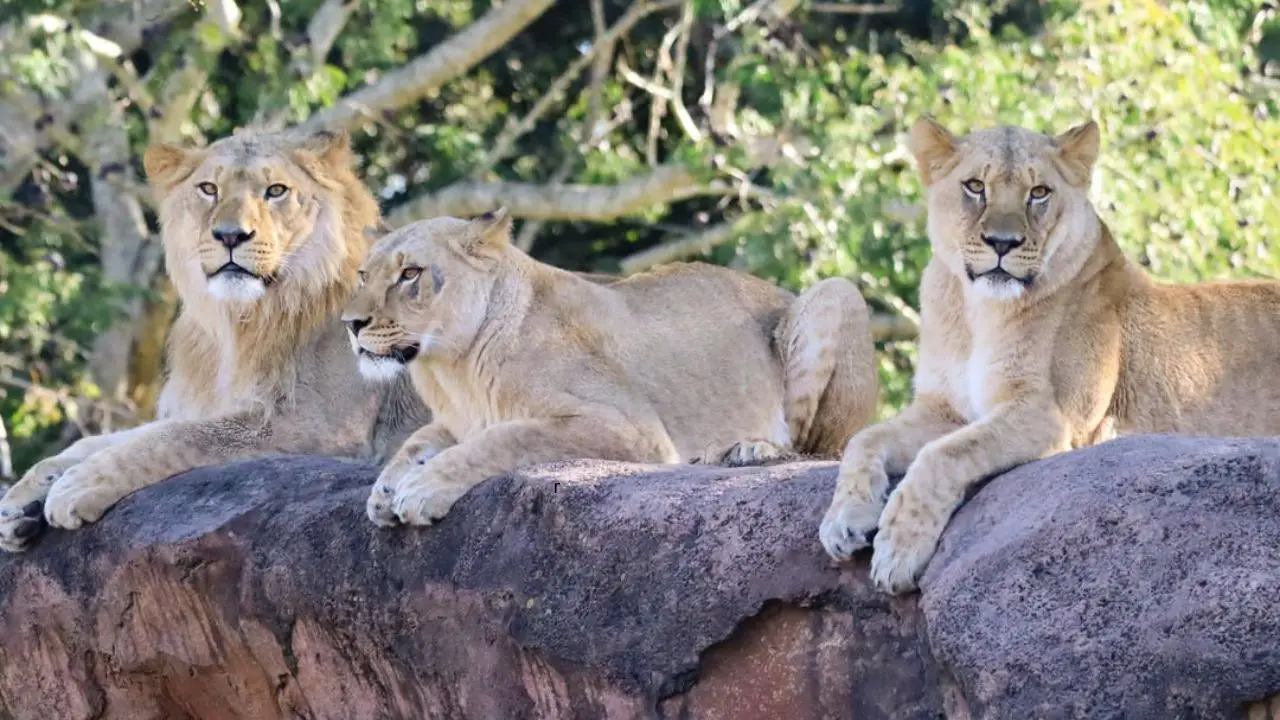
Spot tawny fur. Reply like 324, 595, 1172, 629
821, 117, 1280, 594
342, 209, 879, 527
0, 128, 427, 550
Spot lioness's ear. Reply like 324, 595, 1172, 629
458, 207, 512, 262
1053, 120, 1100, 186
143, 142, 201, 191
907, 116, 959, 186
296, 128, 353, 168
362, 218, 394, 245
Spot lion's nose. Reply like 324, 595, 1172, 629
212, 226, 255, 249
982, 233, 1024, 257
346, 317, 370, 336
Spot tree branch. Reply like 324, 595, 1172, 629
476, 0, 679, 177
301, 0, 556, 132
388, 164, 720, 224
808, 2, 900, 14
618, 217, 747, 274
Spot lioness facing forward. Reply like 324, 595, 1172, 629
342, 208, 879, 527
821, 117, 1280, 594
0, 128, 427, 550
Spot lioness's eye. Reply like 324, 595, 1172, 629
400, 267, 422, 282
196, 182, 218, 198
1029, 185, 1052, 201
357, 270, 367, 284
962, 179, 985, 195
265, 184, 289, 199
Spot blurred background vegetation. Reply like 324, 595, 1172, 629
1, 0, 1278, 481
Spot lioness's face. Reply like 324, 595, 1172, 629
144, 129, 354, 305
341, 209, 512, 381
908, 117, 1101, 301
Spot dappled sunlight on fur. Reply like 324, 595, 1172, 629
823, 117, 1280, 595
343, 208, 880, 528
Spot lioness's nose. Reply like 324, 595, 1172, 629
212, 226, 255, 249
346, 317, 370, 336
982, 233, 1024, 257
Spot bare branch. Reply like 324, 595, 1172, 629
668, 1, 702, 143
475, 0, 679, 176
301, 0, 556, 132
869, 312, 919, 343
307, 0, 360, 70
619, 217, 747, 274
808, 2, 900, 14
389, 164, 719, 225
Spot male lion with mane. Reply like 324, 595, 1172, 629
341, 209, 879, 528
821, 117, 1280, 594
0, 128, 427, 550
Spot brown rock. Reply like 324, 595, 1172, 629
0, 457, 943, 719
922, 435, 1280, 720
3, 436, 1278, 719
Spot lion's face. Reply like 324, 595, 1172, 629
143, 129, 362, 306
908, 117, 1102, 301
341, 208, 512, 381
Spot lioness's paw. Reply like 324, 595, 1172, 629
819, 495, 883, 560
720, 440, 794, 467
391, 477, 469, 526
818, 463, 888, 560
868, 485, 945, 595
366, 482, 400, 527
0, 501, 47, 552
43, 464, 122, 530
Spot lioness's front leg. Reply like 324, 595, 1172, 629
820, 396, 961, 560
870, 399, 1068, 594
383, 415, 666, 527
0, 426, 152, 551
41, 413, 280, 530
367, 422, 457, 526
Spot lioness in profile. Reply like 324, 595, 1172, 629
0, 128, 427, 550
821, 117, 1280, 594
342, 208, 879, 527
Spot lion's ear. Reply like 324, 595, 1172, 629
1053, 120, 1100, 187
457, 206, 512, 262
296, 128, 353, 169
906, 116, 959, 186
143, 142, 201, 191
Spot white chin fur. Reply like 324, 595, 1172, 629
358, 354, 406, 382
972, 275, 1027, 302
207, 275, 267, 304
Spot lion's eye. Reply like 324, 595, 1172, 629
196, 182, 218, 198
1029, 185, 1052, 201
265, 184, 289, 199
400, 267, 422, 282
357, 270, 367, 284
962, 179, 985, 196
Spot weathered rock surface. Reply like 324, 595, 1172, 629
0, 435, 1277, 719
923, 435, 1280, 720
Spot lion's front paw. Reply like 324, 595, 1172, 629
0, 501, 47, 552
43, 464, 123, 530
868, 484, 946, 595
391, 476, 470, 527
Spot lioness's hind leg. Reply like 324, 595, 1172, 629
778, 278, 878, 457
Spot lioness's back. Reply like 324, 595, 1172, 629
591, 262, 795, 459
